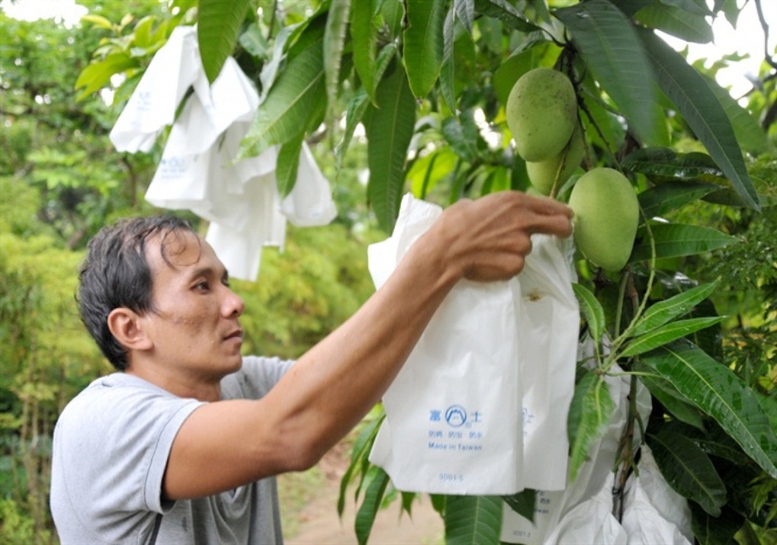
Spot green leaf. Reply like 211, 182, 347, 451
493, 47, 535, 108
635, 2, 713, 43
625, 147, 751, 212
629, 280, 720, 337
365, 64, 416, 233
354, 465, 391, 545
381, 0, 404, 39
275, 135, 303, 198
431, 493, 447, 516
694, 429, 756, 467
641, 340, 777, 478
719, 0, 739, 25
610, 0, 654, 17
637, 28, 759, 210
454, 0, 475, 34
638, 181, 721, 219
351, 0, 378, 100
572, 283, 605, 348
624, 147, 728, 184
480, 166, 511, 195
255, 25, 294, 98
756, 391, 777, 432
75, 53, 137, 99
637, 368, 705, 430
238, 22, 269, 57
197, 0, 251, 83
324, 0, 350, 121
338, 413, 385, 517
439, 6, 457, 112
133, 16, 157, 49
577, 72, 627, 152
441, 112, 481, 163
554, 0, 659, 144
444, 495, 503, 545
408, 147, 458, 198
567, 371, 615, 481
630, 223, 737, 263
703, 75, 769, 155
665, 0, 713, 16
403, 0, 446, 98
621, 317, 724, 357
400, 490, 416, 516
335, 87, 371, 171
239, 34, 325, 159
373, 43, 398, 93
81, 14, 113, 29
689, 502, 744, 545
502, 489, 536, 523
647, 430, 727, 516
473, 0, 540, 33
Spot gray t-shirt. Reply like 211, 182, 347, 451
50, 355, 295, 545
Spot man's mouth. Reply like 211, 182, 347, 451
225, 329, 243, 341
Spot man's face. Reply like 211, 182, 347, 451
138, 229, 245, 381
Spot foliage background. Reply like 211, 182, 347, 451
0, 2, 378, 541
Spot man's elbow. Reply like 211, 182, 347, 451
271, 429, 330, 473
284, 449, 322, 473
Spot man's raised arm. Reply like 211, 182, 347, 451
163, 191, 573, 500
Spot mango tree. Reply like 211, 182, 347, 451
77, 0, 777, 543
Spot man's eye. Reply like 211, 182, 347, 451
195, 281, 210, 291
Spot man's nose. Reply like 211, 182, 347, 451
224, 288, 245, 317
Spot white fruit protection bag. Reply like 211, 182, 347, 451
367, 194, 579, 495
500, 355, 692, 545
518, 228, 580, 491
501, 361, 650, 544
110, 25, 337, 281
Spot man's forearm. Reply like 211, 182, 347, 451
263, 225, 459, 461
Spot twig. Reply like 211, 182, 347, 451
754, 0, 777, 70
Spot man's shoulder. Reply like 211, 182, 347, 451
62, 372, 174, 410
221, 355, 295, 399
57, 372, 199, 436
51, 373, 203, 544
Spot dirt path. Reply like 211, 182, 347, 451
286, 475, 444, 545
284, 445, 444, 545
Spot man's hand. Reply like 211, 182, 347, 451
417, 191, 574, 283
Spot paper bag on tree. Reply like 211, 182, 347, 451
368, 194, 578, 495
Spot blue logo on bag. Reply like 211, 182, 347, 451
445, 405, 467, 427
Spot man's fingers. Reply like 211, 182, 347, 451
523, 193, 574, 218
526, 210, 574, 238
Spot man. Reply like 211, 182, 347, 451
50, 191, 573, 544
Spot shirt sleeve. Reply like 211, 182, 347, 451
52, 378, 204, 542
220, 355, 295, 400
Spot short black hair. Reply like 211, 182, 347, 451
77, 215, 196, 370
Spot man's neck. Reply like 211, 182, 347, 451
125, 365, 222, 402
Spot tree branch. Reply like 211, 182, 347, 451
754, 0, 777, 71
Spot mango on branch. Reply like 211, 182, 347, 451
568, 167, 639, 271
526, 122, 585, 196
506, 67, 577, 162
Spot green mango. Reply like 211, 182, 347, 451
506, 67, 577, 162
526, 122, 585, 196
568, 168, 639, 271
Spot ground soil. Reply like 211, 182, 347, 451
283, 443, 444, 545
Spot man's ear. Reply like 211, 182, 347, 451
107, 308, 152, 351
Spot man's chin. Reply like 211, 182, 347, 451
226, 354, 244, 373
